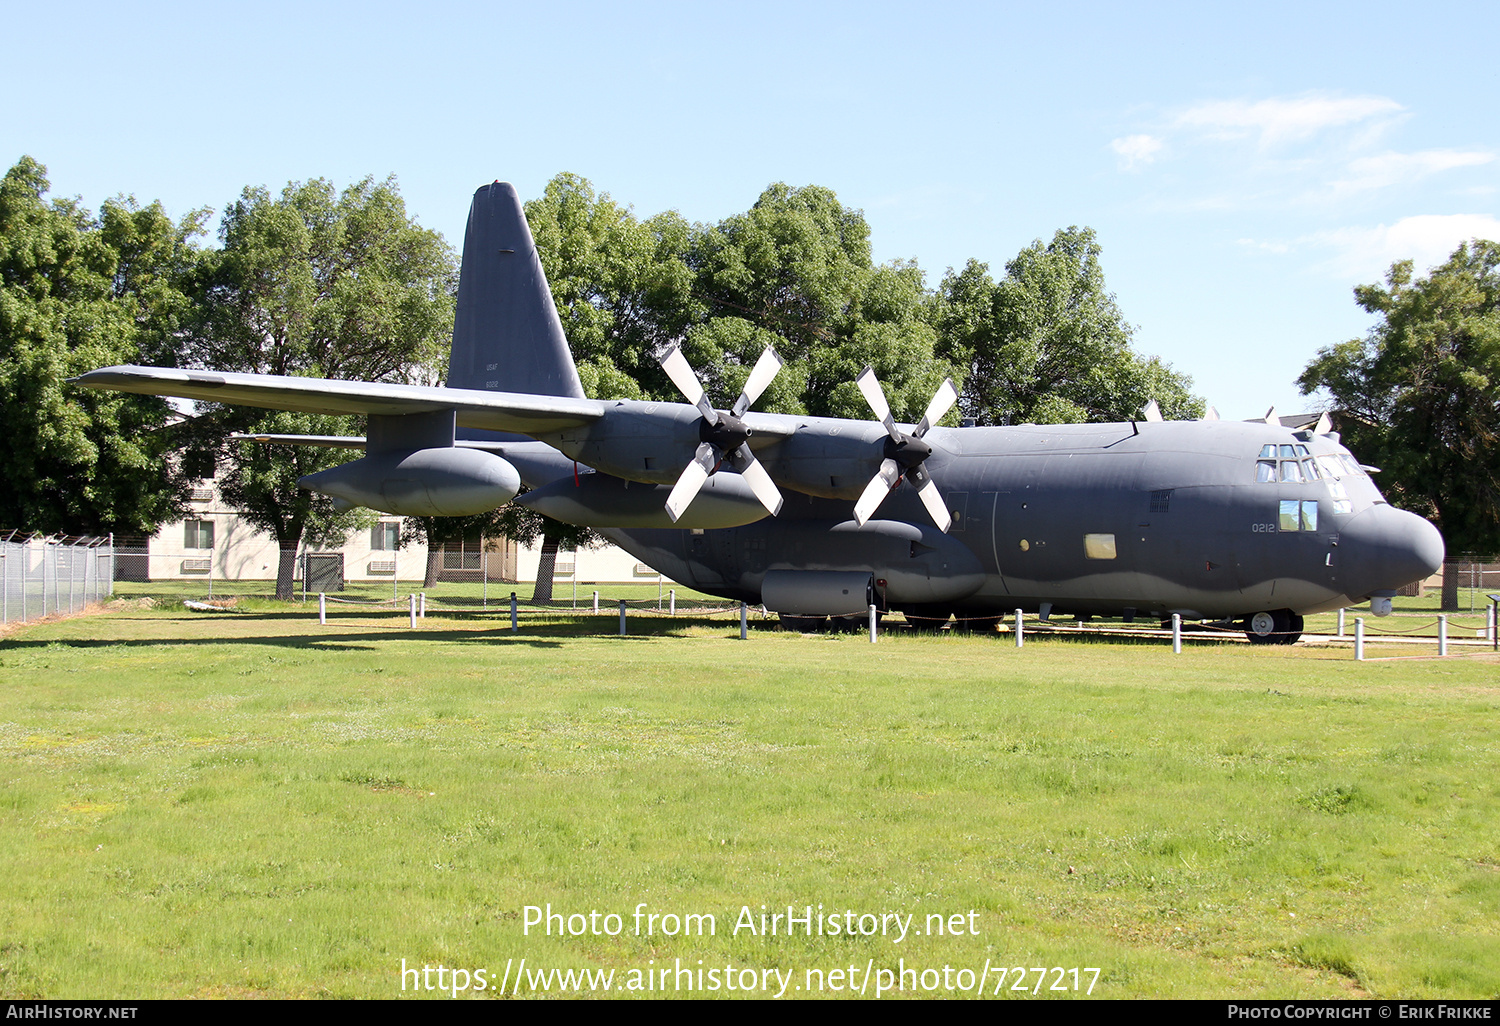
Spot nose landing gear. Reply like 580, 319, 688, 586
1244, 609, 1303, 645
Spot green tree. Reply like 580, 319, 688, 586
524, 173, 698, 402
687, 183, 954, 421
187, 176, 457, 598
935, 228, 1201, 425
1298, 240, 1500, 608
0, 156, 207, 535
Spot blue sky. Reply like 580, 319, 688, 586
8, 0, 1496, 420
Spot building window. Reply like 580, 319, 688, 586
184, 519, 214, 549
372, 522, 400, 551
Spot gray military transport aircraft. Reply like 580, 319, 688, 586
74, 182, 1445, 644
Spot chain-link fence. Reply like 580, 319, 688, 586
1, 531, 115, 626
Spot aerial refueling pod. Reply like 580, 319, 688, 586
761, 570, 875, 617
299, 447, 520, 517
296, 408, 520, 517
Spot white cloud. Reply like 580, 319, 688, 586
1306, 213, 1500, 279
1174, 93, 1403, 148
1110, 134, 1163, 170
1329, 149, 1495, 196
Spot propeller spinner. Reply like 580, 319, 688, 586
659, 345, 785, 523
852, 368, 958, 532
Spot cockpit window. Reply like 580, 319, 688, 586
1302, 458, 1320, 480
1279, 460, 1304, 484
1279, 444, 1298, 459
1279, 499, 1320, 531
1316, 455, 1343, 479
1259, 444, 1277, 459
1257, 460, 1277, 483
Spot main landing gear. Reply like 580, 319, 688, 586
1243, 609, 1303, 645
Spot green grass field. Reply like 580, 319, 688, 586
1, 593, 1497, 999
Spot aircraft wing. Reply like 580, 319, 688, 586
72, 365, 606, 434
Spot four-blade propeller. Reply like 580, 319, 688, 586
659, 345, 786, 523
851, 368, 958, 532
657, 350, 958, 532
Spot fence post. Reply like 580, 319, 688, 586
420, 592, 426, 619
670, 589, 676, 617
619, 599, 627, 637
409, 593, 417, 628
1354, 617, 1365, 661
510, 592, 518, 633
593, 590, 599, 615
1172, 613, 1182, 654
319, 593, 326, 625
1337, 608, 1345, 637
740, 601, 748, 640
1015, 608, 1024, 648
1438, 614, 1448, 657
869, 604, 877, 644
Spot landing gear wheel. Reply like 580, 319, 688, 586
779, 614, 828, 633
1245, 609, 1302, 645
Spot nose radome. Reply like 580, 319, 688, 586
1339, 504, 1445, 598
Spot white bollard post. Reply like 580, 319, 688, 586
619, 599, 627, 636
510, 592, 518, 633
1354, 617, 1365, 661
409, 593, 417, 628
1015, 608, 1024, 648
1337, 608, 1346, 637
1172, 612, 1182, 654
1438, 614, 1448, 657
740, 601, 748, 640
670, 589, 676, 617
593, 590, 599, 615
869, 604, 877, 644
319, 592, 326, 625
419, 592, 426, 618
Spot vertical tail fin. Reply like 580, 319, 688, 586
446, 182, 585, 400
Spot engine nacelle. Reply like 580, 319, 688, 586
299, 447, 520, 517
516, 471, 772, 529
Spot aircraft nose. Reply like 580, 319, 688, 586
1338, 504, 1445, 598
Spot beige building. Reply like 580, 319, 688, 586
122, 480, 664, 588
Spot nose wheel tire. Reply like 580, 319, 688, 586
1245, 609, 1303, 645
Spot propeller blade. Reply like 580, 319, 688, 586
915, 378, 958, 437
731, 346, 783, 418
852, 458, 902, 525
909, 466, 952, 532
1143, 399, 1163, 422
856, 366, 900, 441
664, 443, 716, 523
730, 444, 784, 516
661, 345, 718, 425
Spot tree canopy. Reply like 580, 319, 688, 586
1299, 240, 1500, 564
183, 176, 458, 596
0, 156, 206, 535
935, 228, 1201, 425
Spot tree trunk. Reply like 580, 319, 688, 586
532, 538, 558, 602
424, 543, 443, 589
1441, 560, 1461, 612
276, 542, 299, 601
